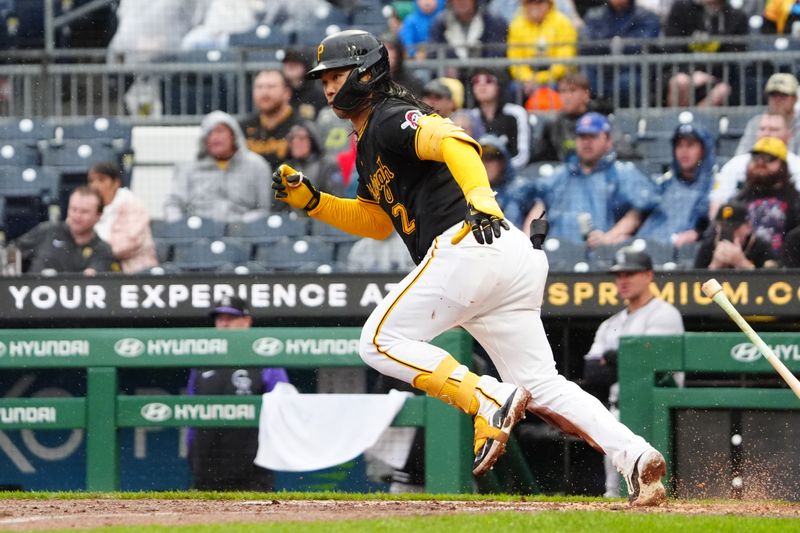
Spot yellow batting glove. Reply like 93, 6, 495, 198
271, 164, 320, 211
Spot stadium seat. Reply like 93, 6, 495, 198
631, 238, 676, 268
154, 240, 173, 264
0, 195, 6, 240
41, 139, 120, 171
228, 25, 292, 48
226, 213, 309, 243
216, 260, 275, 274
253, 236, 336, 271
588, 241, 633, 272
155, 50, 239, 115
542, 238, 588, 272
518, 161, 559, 181
675, 241, 702, 269
41, 139, 124, 213
59, 117, 132, 142
0, 118, 54, 141
309, 218, 359, 244
0, 141, 41, 166
150, 217, 226, 244
634, 133, 674, 163
635, 158, 670, 178
0, 166, 60, 240
294, 19, 345, 46
171, 238, 251, 271
0, 166, 60, 204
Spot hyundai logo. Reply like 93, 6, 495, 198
114, 338, 146, 358
730, 343, 762, 363
252, 337, 283, 357
141, 402, 172, 422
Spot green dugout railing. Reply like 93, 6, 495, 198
619, 332, 800, 491
0, 327, 475, 492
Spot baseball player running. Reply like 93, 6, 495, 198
271, 29, 666, 505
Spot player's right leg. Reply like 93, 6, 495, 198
462, 232, 666, 505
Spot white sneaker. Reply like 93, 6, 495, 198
625, 449, 667, 506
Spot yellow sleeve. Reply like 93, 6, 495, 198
441, 138, 504, 218
534, 15, 577, 85
441, 137, 489, 195
548, 17, 577, 82
307, 193, 394, 240
414, 115, 481, 162
507, 19, 534, 82
764, 0, 790, 32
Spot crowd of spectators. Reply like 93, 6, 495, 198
5, 1, 800, 276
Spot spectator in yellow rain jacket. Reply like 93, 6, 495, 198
507, 0, 577, 97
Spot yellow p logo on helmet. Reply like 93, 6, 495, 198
317, 44, 324, 62
721, 206, 733, 220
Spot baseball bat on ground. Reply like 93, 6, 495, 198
701, 278, 800, 400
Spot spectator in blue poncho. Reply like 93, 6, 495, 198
636, 122, 716, 248
520, 112, 659, 246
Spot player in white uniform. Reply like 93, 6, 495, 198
273, 29, 668, 505
584, 249, 684, 497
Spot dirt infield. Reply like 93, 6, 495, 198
0, 498, 798, 531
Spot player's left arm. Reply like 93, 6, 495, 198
414, 115, 509, 245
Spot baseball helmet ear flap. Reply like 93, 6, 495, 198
306, 29, 391, 111
332, 44, 390, 111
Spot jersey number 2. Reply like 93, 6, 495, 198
391, 204, 416, 235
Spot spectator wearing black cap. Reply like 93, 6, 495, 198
636, 122, 716, 248
282, 48, 328, 121
187, 295, 289, 491
694, 201, 779, 269
583, 247, 684, 498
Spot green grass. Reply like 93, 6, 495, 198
0, 490, 600, 502
1, 492, 796, 533
40, 510, 800, 533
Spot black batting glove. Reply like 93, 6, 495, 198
465, 206, 510, 245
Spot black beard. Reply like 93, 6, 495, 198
747, 171, 784, 191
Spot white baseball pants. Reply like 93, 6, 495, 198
359, 222, 652, 477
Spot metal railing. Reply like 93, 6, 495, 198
2, 36, 799, 120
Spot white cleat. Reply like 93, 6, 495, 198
626, 449, 667, 507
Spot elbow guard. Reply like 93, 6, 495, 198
414, 115, 481, 162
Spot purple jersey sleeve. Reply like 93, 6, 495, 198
262, 368, 289, 392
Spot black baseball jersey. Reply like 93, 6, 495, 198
240, 109, 300, 169
187, 367, 287, 491
355, 99, 468, 264
14, 221, 118, 274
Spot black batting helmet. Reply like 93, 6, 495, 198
306, 29, 390, 111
